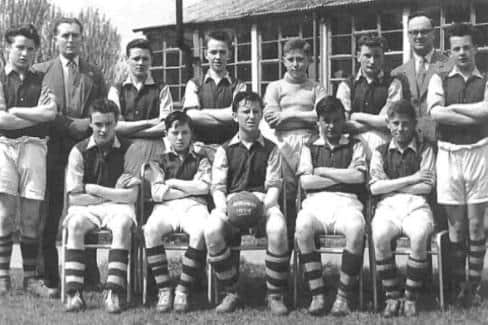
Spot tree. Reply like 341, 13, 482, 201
0, 0, 121, 84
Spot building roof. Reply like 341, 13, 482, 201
133, 0, 376, 31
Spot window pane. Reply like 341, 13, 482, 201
384, 54, 402, 71
331, 15, 351, 34
383, 31, 402, 52
236, 27, 251, 43
355, 13, 377, 31
381, 11, 402, 31
332, 36, 352, 55
237, 64, 251, 82
476, 51, 488, 73
331, 58, 353, 79
445, 3, 470, 23
152, 52, 163, 67
476, 2, 488, 23
262, 42, 279, 60
434, 28, 441, 50
476, 25, 488, 48
281, 19, 300, 38
166, 68, 180, 84
262, 62, 280, 81
166, 51, 180, 67
261, 23, 279, 41
303, 18, 314, 38
237, 44, 251, 61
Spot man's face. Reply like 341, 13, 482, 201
90, 112, 117, 146
357, 45, 384, 77
55, 23, 82, 59
167, 121, 192, 153
233, 99, 262, 133
283, 49, 311, 81
408, 16, 435, 56
127, 47, 152, 79
387, 113, 416, 146
318, 110, 345, 142
450, 35, 476, 71
7, 35, 36, 71
205, 38, 229, 73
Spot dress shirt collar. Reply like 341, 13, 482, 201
313, 134, 351, 149
355, 69, 385, 84
229, 132, 265, 148
59, 55, 80, 68
448, 65, 483, 80
86, 135, 121, 150
388, 137, 417, 153
123, 73, 156, 87
413, 49, 434, 65
163, 137, 198, 159
204, 69, 232, 84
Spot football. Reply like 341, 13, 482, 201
226, 191, 264, 230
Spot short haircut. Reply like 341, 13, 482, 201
232, 91, 263, 113
205, 30, 232, 48
448, 23, 479, 46
315, 96, 346, 120
5, 24, 40, 48
54, 17, 83, 35
126, 38, 152, 57
165, 111, 193, 131
283, 38, 312, 57
89, 99, 119, 121
408, 12, 434, 27
386, 99, 416, 121
357, 33, 387, 51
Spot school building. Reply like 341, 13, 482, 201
133, 0, 488, 106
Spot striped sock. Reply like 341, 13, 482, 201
146, 245, 170, 289
468, 238, 486, 288
405, 256, 428, 301
376, 256, 401, 299
176, 246, 206, 293
208, 247, 238, 292
265, 251, 289, 295
20, 236, 38, 280
300, 251, 324, 296
337, 250, 362, 300
106, 249, 128, 293
449, 241, 467, 288
0, 234, 12, 280
65, 249, 85, 294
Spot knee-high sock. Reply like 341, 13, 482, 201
376, 256, 401, 299
65, 249, 85, 294
449, 240, 467, 288
468, 238, 486, 289
146, 245, 170, 290
21, 236, 38, 280
106, 249, 128, 293
176, 246, 206, 293
405, 256, 428, 301
265, 250, 289, 295
0, 234, 12, 280
337, 250, 362, 301
300, 251, 324, 296
208, 247, 238, 293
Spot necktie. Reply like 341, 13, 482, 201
66, 60, 80, 111
416, 56, 427, 92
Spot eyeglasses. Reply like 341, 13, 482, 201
408, 29, 433, 36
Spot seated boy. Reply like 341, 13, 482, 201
143, 111, 211, 313
63, 99, 140, 313
370, 99, 435, 317
295, 96, 367, 316
205, 91, 289, 315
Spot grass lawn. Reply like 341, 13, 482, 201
1, 258, 488, 325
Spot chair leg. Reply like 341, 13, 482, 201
60, 227, 67, 304
436, 231, 448, 310
207, 261, 213, 304
142, 248, 147, 306
127, 235, 132, 305
359, 259, 364, 310
367, 233, 378, 311
292, 248, 299, 309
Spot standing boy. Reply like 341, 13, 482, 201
295, 96, 367, 316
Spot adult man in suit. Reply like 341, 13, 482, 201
32, 17, 107, 297
392, 14, 450, 142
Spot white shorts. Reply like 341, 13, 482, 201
149, 198, 209, 233
437, 139, 488, 205
354, 130, 390, 161
372, 193, 433, 235
0, 136, 47, 200
64, 202, 136, 228
301, 192, 365, 234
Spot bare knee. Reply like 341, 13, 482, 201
295, 211, 315, 243
110, 216, 133, 239
204, 216, 226, 251
266, 215, 288, 252
67, 215, 91, 238
373, 223, 395, 257
343, 215, 365, 252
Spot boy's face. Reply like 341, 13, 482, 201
387, 113, 416, 145
450, 35, 476, 71
357, 45, 384, 77
90, 112, 117, 146
167, 121, 192, 153
7, 35, 37, 71
318, 110, 345, 142
205, 38, 230, 73
283, 49, 310, 81
127, 47, 152, 79
233, 99, 262, 133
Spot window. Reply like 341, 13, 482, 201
259, 15, 320, 95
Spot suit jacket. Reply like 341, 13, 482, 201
32, 57, 107, 165
392, 51, 451, 141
